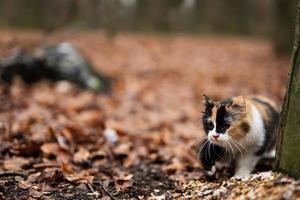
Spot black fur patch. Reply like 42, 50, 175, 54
252, 97, 279, 156
202, 98, 233, 135
216, 106, 230, 134
202, 104, 214, 135
198, 139, 225, 170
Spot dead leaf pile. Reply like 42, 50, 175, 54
0, 31, 293, 199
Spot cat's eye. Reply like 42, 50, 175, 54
223, 123, 231, 130
207, 122, 214, 130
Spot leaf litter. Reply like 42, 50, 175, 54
0, 31, 298, 199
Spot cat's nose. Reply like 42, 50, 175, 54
212, 134, 219, 140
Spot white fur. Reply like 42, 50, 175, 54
234, 153, 260, 178
239, 105, 265, 149
207, 166, 216, 176
234, 105, 265, 177
264, 148, 276, 158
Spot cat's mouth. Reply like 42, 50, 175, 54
208, 137, 223, 145
208, 136, 227, 147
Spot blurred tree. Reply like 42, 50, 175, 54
78, 0, 101, 28
135, 0, 184, 31
0, 0, 275, 36
275, 0, 300, 177
45, 0, 75, 31
99, 0, 121, 36
273, 0, 298, 55
193, 0, 208, 32
119, 0, 137, 30
0, 0, 19, 27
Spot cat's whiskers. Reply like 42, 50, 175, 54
224, 142, 230, 158
208, 142, 213, 163
204, 140, 210, 163
226, 140, 235, 159
230, 140, 244, 160
226, 142, 234, 159
205, 141, 209, 160
212, 144, 220, 158
233, 140, 247, 151
197, 139, 209, 161
198, 139, 209, 155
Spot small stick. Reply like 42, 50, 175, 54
86, 183, 95, 193
94, 181, 118, 200
0, 171, 28, 178
33, 163, 60, 169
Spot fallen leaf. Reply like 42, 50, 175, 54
41, 143, 60, 155
74, 148, 91, 164
4, 157, 30, 171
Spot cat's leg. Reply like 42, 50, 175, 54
198, 139, 224, 178
264, 148, 276, 159
234, 153, 260, 178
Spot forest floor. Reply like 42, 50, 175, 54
0, 31, 298, 199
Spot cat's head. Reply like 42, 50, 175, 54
202, 95, 250, 146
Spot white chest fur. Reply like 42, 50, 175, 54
233, 105, 266, 178
240, 105, 265, 152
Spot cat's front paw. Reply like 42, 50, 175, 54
233, 170, 251, 179
204, 165, 217, 181
206, 165, 216, 176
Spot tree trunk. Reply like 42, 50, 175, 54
274, 1, 300, 177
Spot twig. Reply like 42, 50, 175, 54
86, 183, 101, 198
94, 181, 118, 200
33, 163, 60, 169
86, 183, 95, 193
0, 171, 28, 178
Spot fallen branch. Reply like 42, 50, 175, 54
0, 171, 28, 178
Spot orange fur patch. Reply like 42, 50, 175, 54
227, 96, 251, 140
228, 120, 250, 140
211, 106, 218, 123
249, 96, 278, 125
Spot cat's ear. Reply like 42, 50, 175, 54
230, 96, 246, 112
203, 95, 214, 107
232, 96, 245, 106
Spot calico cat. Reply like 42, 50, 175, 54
198, 95, 280, 178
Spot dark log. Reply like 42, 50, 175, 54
0, 42, 111, 92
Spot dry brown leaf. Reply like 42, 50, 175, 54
115, 179, 133, 192
162, 162, 185, 175
18, 181, 32, 190
114, 171, 134, 192
73, 148, 91, 163
64, 171, 94, 184
40, 143, 60, 155
41, 143, 72, 164
3, 157, 30, 171
56, 151, 72, 164
29, 187, 43, 198
74, 110, 102, 126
